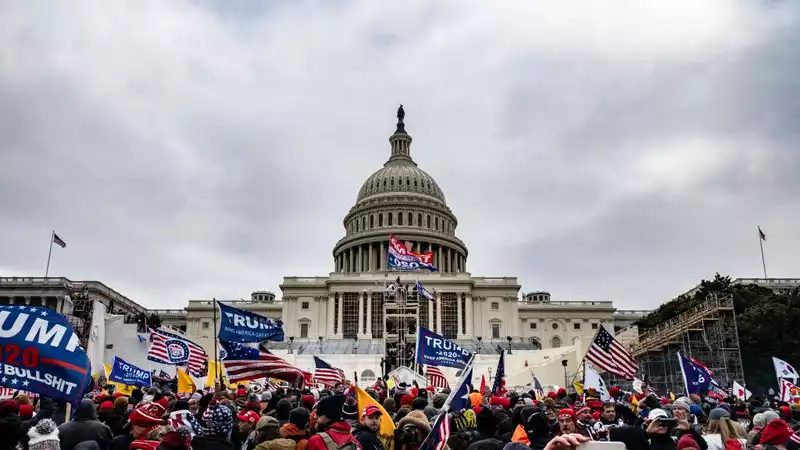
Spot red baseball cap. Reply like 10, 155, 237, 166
238, 410, 260, 425
363, 405, 383, 417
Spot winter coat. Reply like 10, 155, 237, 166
192, 435, 234, 450
0, 410, 24, 450
353, 423, 384, 450
255, 438, 298, 450
280, 423, 309, 450
307, 422, 362, 450
57, 400, 113, 450
704, 434, 747, 450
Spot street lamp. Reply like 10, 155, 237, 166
476, 336, 482, 355
318, 336, 324, 354
352, 336, 358, 354
506, 336, 513, 355
561, 359, 569, 392
487, 366, 494, 383
288, 336, 295, 354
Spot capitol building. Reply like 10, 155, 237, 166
0, 108, 656, 387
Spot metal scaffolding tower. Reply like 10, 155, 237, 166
383, 286, 419, 373
67, 286, 94, 348
630, 294, 744, 395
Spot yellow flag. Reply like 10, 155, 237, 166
104, 364, 135, 396
205, 360, 228, 388
573, 381, 584, 395
631, 394, 639, 413
177, 368, 197, 394
670, 392, 676, 401
356, 386, 395, 450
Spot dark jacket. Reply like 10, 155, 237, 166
192, 435, 235, 450
354, 423, 385, 450
57, 400, 113, 450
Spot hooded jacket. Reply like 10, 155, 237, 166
307, 422, 362, 450
353, 423, 384, 450
57, 400, 113, 450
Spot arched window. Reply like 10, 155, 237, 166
362, 217, 366, 230
427, 215, 431, 228
530, 337, 542, 350
388, 213, 393, 226
551, 336, 561, 348
360, 369, 376, 381
370, 215, 374, 228
418, 213, 422, 227
355, 221, 359, 232
435, 217, 439, 230
398, 213, 403, 225
378, 214, 383, 227
408, 212, 412, 225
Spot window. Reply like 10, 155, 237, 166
202, 322, 210, 329
362, 217, 366, 230
361, 369, 376, 382
300, 323, 309, 338
355, 221, 359, 232
573, 323, 581, 330
530, 323, 537, 330
427, 215, 431, 228
491, 324, 500, 339
398, 213, 403, 225
408, 212, 412, 225
551, 336, 562, 348
301, 302, 309, 310
370, 216, 374, 228
379, 214, 383, 226
592, 323, 599, 330
435, 217, 439, 230
388, 213, 393, 226
552, 323, 559, 330
491, 302, 499, 310
418, 213, 422, 226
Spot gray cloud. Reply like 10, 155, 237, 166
1, 0, 798, 309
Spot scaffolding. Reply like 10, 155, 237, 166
383, 285, 419, 373
629, 294, 744, 395
67, 286, 94, 348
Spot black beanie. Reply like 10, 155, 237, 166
412, 397, 428, 411
316, 394, 345, 422
289, 407, 310, 428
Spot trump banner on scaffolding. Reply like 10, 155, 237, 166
0, 305, 91, 404
416, 327, 472, 369
217, 302, 285, 343
108, 356, 152, 388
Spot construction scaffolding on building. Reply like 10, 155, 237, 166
629, 294, 745, 395
67, 286, 94, 348
383, 284, 419, 373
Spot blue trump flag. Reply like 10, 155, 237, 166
416, 327, 472, 369
108, 356, 152, 388
677, 352, 711, 394
0, 304, 91, 404
217, 301, 285, 343
419, 358, 474, 450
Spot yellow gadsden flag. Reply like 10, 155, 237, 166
205, 360, 228, 389
356, 386, 395, 450
177, 368, 197, 394
104, 364, 135, 396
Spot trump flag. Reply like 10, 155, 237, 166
217, 302, 285, 343
0, 305, 91, 404
416, 327, 472, 369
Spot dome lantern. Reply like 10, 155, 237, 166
387, 104, 414, 165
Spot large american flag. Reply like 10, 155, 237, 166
313, 356, 345, 386
426, 366, 449, 388
585, 325, 638, 379
221, 341, 305, 385
148, 328, 208, 377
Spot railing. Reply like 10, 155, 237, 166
518, 299, 614, 307
614, 309, 651, 318
150, 309, 187, 316
0, 277, 148, 314
734, 278, 800, 286
473, 277, 519, 285
189, 298, 283, 306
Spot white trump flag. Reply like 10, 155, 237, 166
773, 357, 799, 382
733, 381, 751, 400
584, 363, 611, 400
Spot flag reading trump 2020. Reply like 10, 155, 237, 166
0, 305, 91, 404
387, 233, 438, 272
108, 356, 152, 388
217, 302, 285, 343
416, 327, 471, 369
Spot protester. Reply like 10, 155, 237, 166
57, 400, 113, 450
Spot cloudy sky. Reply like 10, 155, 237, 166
2, 1, 799, 310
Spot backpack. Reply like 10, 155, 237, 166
319, 431, 360, 450
725, 438, 746, 450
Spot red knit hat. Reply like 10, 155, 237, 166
760, 419, 793, 446
592, 411, 601, 421
400, 394, 415, 407
18, 404, 34, 420
489, 396, 511, 409
557, 388, 567, 397
0, 400, 18, 416
236, 388, 247, 398
99, 401, 114, 412
156, 397, 170, 410
660, 397, 671, 405
129, 403, 166, 426
576, 406, 591, 417
676, 434, 701, 450
558, 408, 576, 422
547, 391, 558, 399
609, 386, 621, 398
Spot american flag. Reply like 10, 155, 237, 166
313, 356, 345, 386
426, 366, 449, 388
52, 232, 66, 248
492, 350, 506, 394
585, 325, 638, 379
221, 341, 305, 385
148, 328, 208, 377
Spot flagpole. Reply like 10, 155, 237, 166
213, 298, 220, 387
759, 228, 768, 279
45, 229, 54, 277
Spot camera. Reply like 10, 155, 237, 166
394, 425, 422, 445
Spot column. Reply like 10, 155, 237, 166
380, 243, 386, 271
357, 292, 365, 336
368, 243, 373, 272
366, 292, 373, 338
436, 292, 443, 334
349, 250, 355, 273
448, 249, 454, 273
428, 300, 434, 330
327, 293, 335, 338
337, 295, 344, 338
457, 292, 464, 338
358, 245, 363, 272
465, 293, 473, 338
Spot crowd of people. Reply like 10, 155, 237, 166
2, 378, 800, 450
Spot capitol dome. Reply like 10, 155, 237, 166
332, 106, 468, 273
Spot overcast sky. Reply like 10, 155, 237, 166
2, 1, 799, 310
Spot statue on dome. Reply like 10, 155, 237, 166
397, 104, 405, 123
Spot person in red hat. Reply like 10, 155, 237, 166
124, 402, 167, 450
557, 409, 578, 434
237, 410, 261, 450
760, 418, 793, 448
354, 405, 385, 450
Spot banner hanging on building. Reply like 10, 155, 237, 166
416, 327, 472, 369
387, 233, 438, 272
0, 305, 92, 404
108, 356, 152, 388
217, 302, 285, 343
